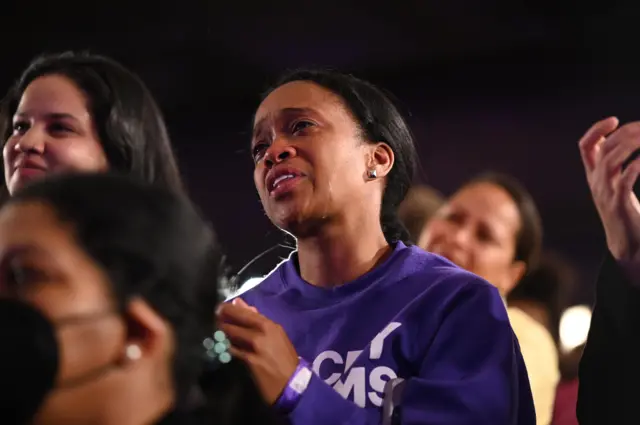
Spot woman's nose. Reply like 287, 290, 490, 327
264, 139, 296, 169
14, 128, 45, 154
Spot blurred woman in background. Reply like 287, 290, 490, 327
0, 51, 184, 200
420, 172, 559, 425
0, 172, 278, 425
220, 69, 534, 425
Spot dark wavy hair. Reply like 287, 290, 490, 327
262, 69, 418, 244
0, 51, 184, 203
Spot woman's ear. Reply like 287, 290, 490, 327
123, 297, 170, 364
367, 142, 394, 178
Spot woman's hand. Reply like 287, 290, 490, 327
217, 299, 299, 405
579, 117, 640, 280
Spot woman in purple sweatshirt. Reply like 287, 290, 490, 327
217, 69, 535, 425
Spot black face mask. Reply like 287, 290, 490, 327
0, 298, 121, 425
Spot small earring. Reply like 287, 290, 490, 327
367, 169, 377, 179
125, 344, 142, 362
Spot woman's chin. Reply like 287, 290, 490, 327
269, 207, 315, 236
271, 208, 303, 232
266, 194, 331, 237
9, 170, 48, 194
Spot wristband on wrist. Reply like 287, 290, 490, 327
274, 357, 312, 413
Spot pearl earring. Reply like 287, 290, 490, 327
125, 344, 142, 362
367, 169, 377, 179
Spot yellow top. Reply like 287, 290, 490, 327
507, 306, 560, 425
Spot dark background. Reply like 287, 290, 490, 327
2, 1, 639, 303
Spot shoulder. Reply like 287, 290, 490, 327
403, 245, 489, 284
508, 307, 558, 362
228, 258, 291, 303
396, 248, 509, 339
402, 246, 502, 306
507, 307, 554, 343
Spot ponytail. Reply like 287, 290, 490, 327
380, 207, 411, 245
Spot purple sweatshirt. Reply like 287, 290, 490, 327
238, 242, 535, 425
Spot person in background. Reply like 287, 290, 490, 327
507, 252, 576, 425
397, 185, 444, 244
421, 172, 558, 425
218, 69, 535, 425
0, 51, 184, 200
0, 172, 280, 425
576, 117, 640, 424
508, 251, 575, 345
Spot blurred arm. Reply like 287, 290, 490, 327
577, 252, 640, 424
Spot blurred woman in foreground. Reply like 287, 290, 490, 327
0, 172, 277, 425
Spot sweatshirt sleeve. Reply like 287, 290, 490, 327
286, 282, 536, 425
577, 252, 640, 424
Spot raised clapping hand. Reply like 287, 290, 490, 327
579, 117, 640, 280
217, 298, 300, 405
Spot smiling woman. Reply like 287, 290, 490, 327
420, 172, 557, 425
4, 74, 108, 192
0, 51, 184, 202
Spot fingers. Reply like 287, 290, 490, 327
232, 297, 250, 308
232, 297, 259, 313
217, 302, 265, 329
228, 345, 262, 365
599, 138, 640, 179
220, 322, 260, 352
600, 122, 640, 158
620, 157, 640, 203
579, 116, 619, 173
589, 122, 640, 198
228, 345, 252, 362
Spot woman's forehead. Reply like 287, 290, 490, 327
452, 183, 521, 234
254, 81, 342, 125
17, 74, 89, 118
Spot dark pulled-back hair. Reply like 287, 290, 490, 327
464, 171, 543, 271
8, 172, 279, 424
0, 51, 184, 202
263, 69, 418, 244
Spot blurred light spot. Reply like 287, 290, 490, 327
559, 305, 592, 353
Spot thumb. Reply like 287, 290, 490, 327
232, 297, 259, 313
